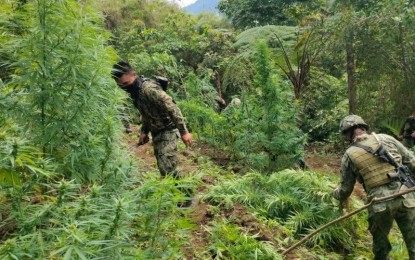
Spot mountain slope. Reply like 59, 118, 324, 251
184, 0, 220, 14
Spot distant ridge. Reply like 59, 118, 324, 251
184, 0, 220, 14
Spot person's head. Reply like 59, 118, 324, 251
201, 85, 211, 94
230, 98, 241, 106
412, 111, 415, 117
339, 115, 368, 142
111, 61, 137, 88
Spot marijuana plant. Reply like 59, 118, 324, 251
203, 169, 366, 253
0, 0, 122, 182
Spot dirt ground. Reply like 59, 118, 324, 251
124, 124, 344, 176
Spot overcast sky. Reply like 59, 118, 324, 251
170, 0, 197, 7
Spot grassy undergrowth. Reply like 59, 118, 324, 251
0, 168, 201, 259
202, 169, 368, 259
200, 167, 410, 259
1, 153, 410, 259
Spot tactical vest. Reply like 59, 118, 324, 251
346, 135, 396, 189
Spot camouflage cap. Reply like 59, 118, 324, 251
339, 115, 368, 133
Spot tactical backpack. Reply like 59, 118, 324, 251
140, 75, 169, 91
154, 76, 169, 91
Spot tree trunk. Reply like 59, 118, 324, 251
346, 29, 356, 115
397, 22, 413, 115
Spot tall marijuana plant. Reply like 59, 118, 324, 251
229, 40, 305, 172
0, 0, 121, 182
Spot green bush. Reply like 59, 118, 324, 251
300, 69, 348, 143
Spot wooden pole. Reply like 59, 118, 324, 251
282, 187, 415, 256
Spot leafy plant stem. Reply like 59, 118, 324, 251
150, 193, 165, 248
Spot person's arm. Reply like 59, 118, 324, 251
333, 153, 357, 202
140, 116, 150, 136
149, 87, 192, 146
180, 132, 193, 147
137, 116, 151, 146
151, 89, 189, 136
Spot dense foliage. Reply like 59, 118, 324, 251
218, 0, 325, 28
0, 0, 414, 259
0, 0, 121, 182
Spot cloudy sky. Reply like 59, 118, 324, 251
170, 0, 197, 7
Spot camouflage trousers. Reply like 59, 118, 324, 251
152, 129, 180, 178
368, 192, 415, 260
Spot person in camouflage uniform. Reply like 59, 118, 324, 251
201, 85, 226, 113
333, 115, 415, 260
399, 111, 415, 149
112, 61, 193, 177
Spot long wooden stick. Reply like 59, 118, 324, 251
282, 187, 415, 256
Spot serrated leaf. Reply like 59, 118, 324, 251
0, 168, 22, 187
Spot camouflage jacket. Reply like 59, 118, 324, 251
126, 78, 188, 136
333, 133, 415, 202
400, 116, 415, 140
